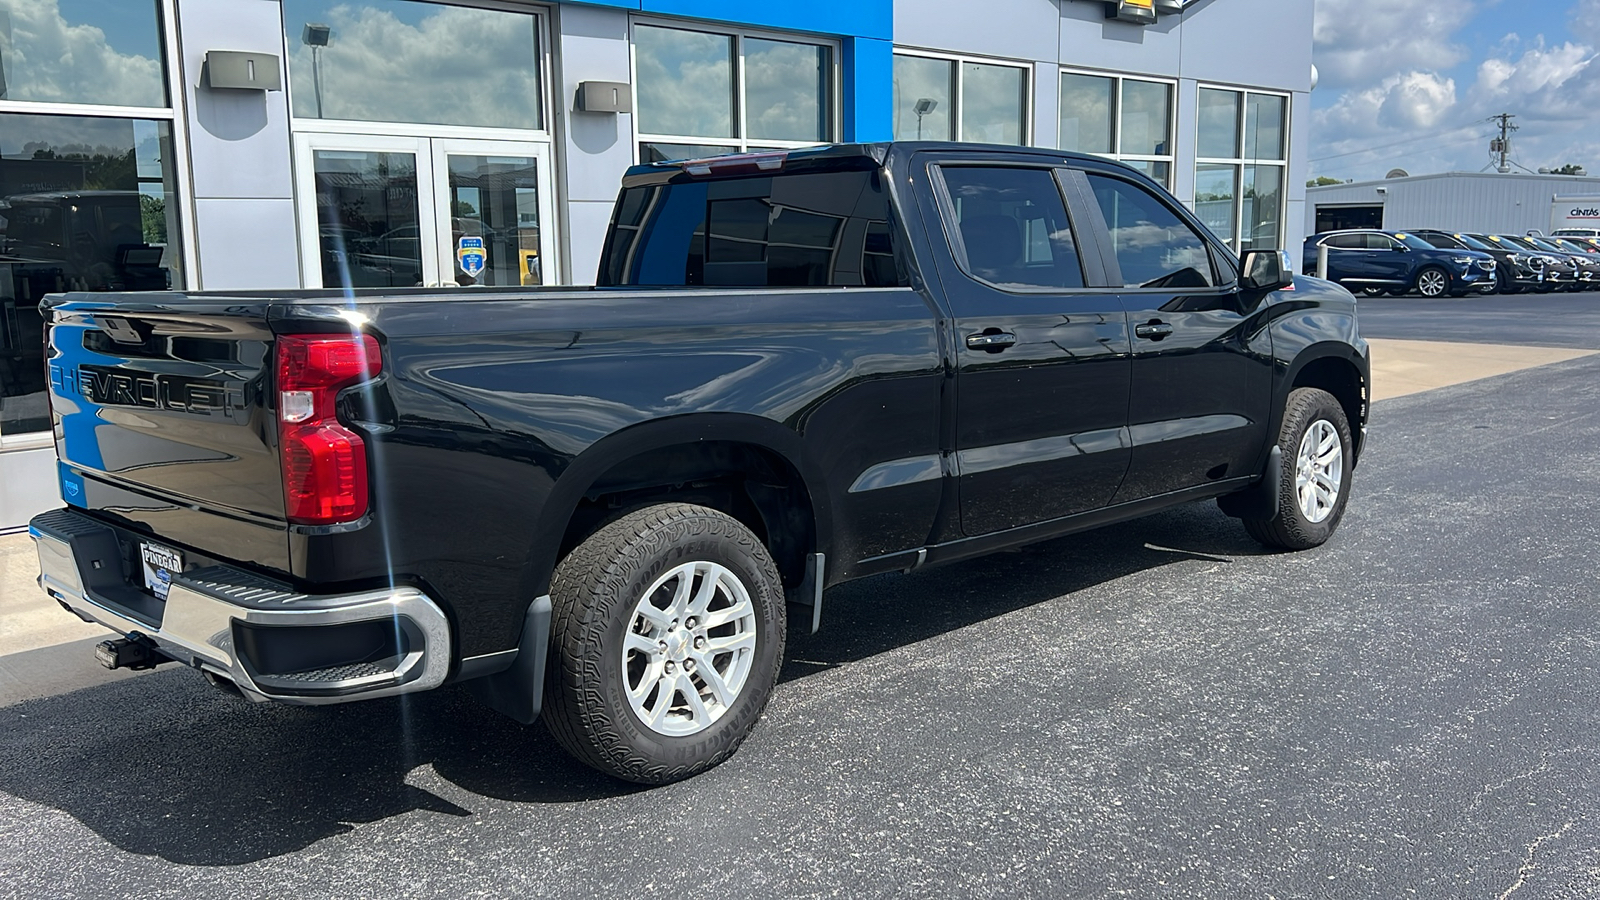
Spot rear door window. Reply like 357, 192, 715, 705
600, 169, 905, 287
937, 166, 1085, 290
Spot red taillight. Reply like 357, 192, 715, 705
276, 334, 381, 525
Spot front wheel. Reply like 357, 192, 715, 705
1243, 388, 1354, 550
542, 503, 787, 784
1414, 266, 1450, 298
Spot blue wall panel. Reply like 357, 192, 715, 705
844, 38, 893, 142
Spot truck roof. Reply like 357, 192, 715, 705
620, 141, 1141, 187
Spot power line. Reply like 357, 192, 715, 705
1311, 133, 1487, 176
1309, 126, 1479, 163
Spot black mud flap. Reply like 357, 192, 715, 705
1217, 445, 1281, 520
465, 595, 551, 725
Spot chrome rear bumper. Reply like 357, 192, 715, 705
30, 508, 451, 705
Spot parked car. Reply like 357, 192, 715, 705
1552, 227, 1600, 240
30, 142, 1369, 784
1522, 235, 1600, 289
1303, 229, 1496, 297
1483, 234, 1580, 291
1411, 230, 1539, 294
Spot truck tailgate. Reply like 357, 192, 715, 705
44, 294, 290, 568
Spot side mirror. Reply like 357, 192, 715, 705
1240, 249, 1293, 292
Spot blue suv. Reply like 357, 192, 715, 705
1303, 230, 1497, 297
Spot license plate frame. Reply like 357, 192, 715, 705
140, 541, 184, 600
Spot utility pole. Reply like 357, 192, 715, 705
1489, 113, 1517, 174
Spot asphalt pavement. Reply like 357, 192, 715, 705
4, 301, 1600, 898
1357, 291, 1600, 348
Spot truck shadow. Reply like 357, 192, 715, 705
0, 503, 1267, 867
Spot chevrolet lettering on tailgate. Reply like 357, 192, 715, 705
49, 364, 245, 415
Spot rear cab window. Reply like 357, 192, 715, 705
600, 165, 906, 288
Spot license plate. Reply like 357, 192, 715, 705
140, 542, 184, 600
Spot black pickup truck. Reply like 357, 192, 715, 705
29, 143, 1368, 783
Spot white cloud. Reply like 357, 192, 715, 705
1316, 71, 1458, 137
1471, 42, 1594, 101
1313, 0, 1478, 88
0, 0, 166, 107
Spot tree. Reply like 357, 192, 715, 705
1552, 164, 1587, 176
1307, 176, 1345, 187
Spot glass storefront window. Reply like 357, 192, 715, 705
1194, 164, 1237, 245
745, 38, 829, 143
1120, 80, 1170, 157
282, 0, 543, 130
0, 0, 168, 108
1058, 73, 1113, 155
892, 55, 954, 141
634, 24, 834, 160
0, 112, 182, 435
1197, 88, 1241, 160
892, 53, 1028, 144
1244, 93, 1286, 162
1196, 87, 1289, 253
1059, 71, 1173, 186
634, 26, 735, 139
1242, 164, 1282, 251
962, 63, 1026, 145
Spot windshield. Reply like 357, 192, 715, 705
1552, 238, 1590, 253
1451, 233, 1495, 251
1491, 235, 1538, 252
1525, 236, 1566, 253
1393, 233, 1437, 251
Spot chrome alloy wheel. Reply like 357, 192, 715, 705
1295, 419, 1343, 524
1417, 269, 1449, 297
622, 560, 757, 737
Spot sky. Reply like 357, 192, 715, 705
1311, 0, 1600, 183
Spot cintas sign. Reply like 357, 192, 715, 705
1103, 0, 1196, 24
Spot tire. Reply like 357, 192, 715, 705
1414, 266, 1450, 298
1242, 387, 1354, 551
542, 503, 786, 784
1495, 268, 1518, 294
1358, 286, 1387, 297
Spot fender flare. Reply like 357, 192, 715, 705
519, 412, 833, 598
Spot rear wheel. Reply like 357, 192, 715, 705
1243, 388, 1354, 551
1414, 266, 1450, 298
1359, 286, 1388, 297
543, 503, 787, 784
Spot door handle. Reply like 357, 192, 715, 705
965, 331, 1016, 352
1135, 320, 1174, 341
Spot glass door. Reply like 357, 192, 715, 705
294, 133, 437, 289
294, 135, 556, 289
430, 139, 558, 287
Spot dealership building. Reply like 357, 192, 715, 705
0, 0, 1314, 528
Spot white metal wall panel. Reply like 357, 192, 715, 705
1309, 173, 1600, 237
